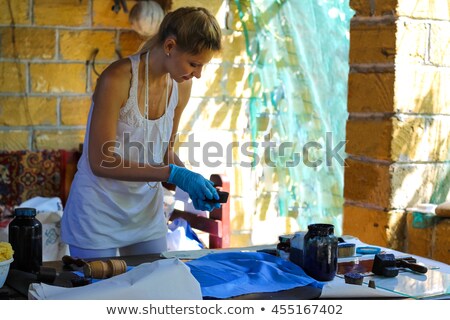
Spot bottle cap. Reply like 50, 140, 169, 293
278, 234, 292, 243
307, 223, 334, 235
356, 246, 381, 255
14, 207, 37, 217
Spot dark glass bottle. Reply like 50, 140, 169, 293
9, 207, 42, 273
302, 223, 338, 281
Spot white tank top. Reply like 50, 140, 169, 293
61, 53, 179, 249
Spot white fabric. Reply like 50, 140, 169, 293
28, 259, 202, 300
61, 53, 178, 249
166, 218, 203, 251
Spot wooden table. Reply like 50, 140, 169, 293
3, 244, 447, 300
1, 253, 324, 300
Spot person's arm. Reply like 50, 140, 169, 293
88, 59, 171, 182
164, 79, 192, 168
163, 80, 220, 210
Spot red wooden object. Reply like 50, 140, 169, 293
169, 174, 230, 249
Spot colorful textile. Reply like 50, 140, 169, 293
0, 150, 64, 226
186, 251, 324, 299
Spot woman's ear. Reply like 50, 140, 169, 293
164, 37, 177, 56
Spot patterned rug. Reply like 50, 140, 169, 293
0, 150, 64, 227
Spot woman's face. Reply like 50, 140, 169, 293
167, 47, 215, 83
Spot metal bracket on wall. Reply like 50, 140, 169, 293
89, 48, 123, 77
90, 48, 101, 77
369, 0, 376, 16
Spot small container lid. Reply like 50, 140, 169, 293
278, 234, 292, 243
307, 223, 334, 235
14, 207, 37, 217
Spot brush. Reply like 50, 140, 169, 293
338, 243, 356, 258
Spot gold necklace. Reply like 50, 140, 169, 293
144, 50, 169, 189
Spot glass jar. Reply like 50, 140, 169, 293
9, 207, 42, 273
302, 223, 338, 281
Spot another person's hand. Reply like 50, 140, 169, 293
167, 164, 219, 209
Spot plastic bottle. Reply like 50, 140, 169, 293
9, 207, 42, 273
302, 223, 338, 281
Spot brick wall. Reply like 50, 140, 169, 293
0, 0, 142, 150
344, 0, 450, 263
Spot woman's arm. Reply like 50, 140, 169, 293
164, 79, 193, 168
88, 59, 171, 182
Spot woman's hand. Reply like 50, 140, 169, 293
167, 164, 219, 210
191, 197, 221, 212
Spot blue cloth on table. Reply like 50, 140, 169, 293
185, 252, 324, 299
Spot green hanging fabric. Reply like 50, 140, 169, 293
237, 0, 354, 234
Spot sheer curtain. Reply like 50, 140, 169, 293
237, 0, 353, 234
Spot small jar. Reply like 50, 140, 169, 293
276, 235, 292, 261
9, 207, 42, 273
302, 223, 338, 281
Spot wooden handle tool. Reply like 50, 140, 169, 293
396, 258, 428, 274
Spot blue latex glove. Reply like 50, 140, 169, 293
168, 164, 219, 211
192, 197, 221, 212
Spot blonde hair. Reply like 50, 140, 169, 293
138, 7, 222, 55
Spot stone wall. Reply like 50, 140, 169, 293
344, 0, 450, 263
0, 0, 143, 150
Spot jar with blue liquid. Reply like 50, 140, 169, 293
302, 223, 338, 281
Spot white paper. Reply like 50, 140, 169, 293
28, 258, 202, 300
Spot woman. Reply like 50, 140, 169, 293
61, 7, 222, 259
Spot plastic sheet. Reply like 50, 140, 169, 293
237, 0, 354, 234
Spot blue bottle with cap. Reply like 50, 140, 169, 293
9, 207, 42, 273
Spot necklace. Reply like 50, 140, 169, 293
144, 50, 170, 189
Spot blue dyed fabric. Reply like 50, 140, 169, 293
185, 252, 324, 299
